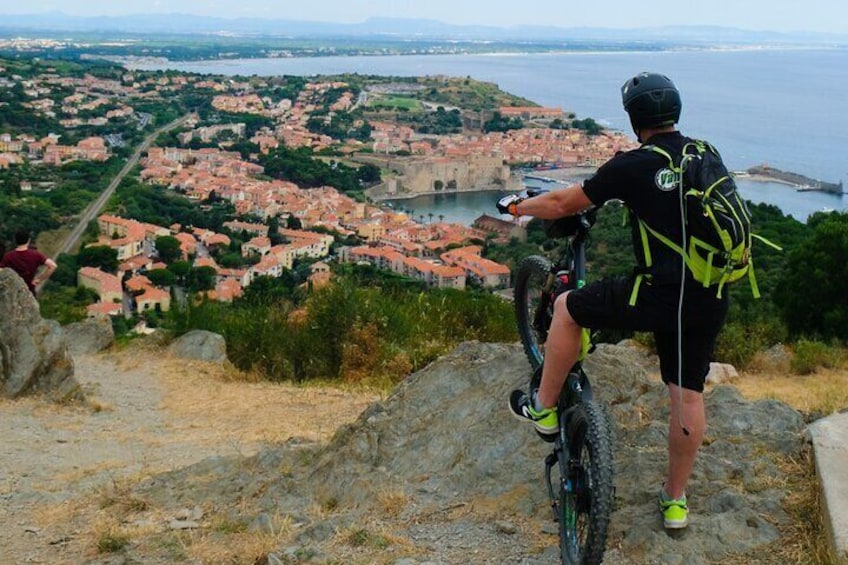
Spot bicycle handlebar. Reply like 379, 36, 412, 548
504, 188, 597, 239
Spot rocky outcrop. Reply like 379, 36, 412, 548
121, 341, 808, 564
310, 342, 805, 563
168, 330, 228, 364
0, 270, 81, 401
706, 361, 739, 384
64, 318, 115, 356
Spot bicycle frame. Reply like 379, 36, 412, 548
536, 208, 596, 404
512, 193, 611, 564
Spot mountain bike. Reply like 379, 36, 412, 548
507, 189, 614, 565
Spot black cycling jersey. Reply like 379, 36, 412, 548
583, 131, 694, 284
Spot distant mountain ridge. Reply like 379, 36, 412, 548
0, 12, 845, 44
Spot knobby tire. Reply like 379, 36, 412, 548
514, 255, 552, 371
560, 400, 614, 565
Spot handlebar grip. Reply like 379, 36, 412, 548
525, 188, 549, 198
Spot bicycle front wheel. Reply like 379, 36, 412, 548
514, 255, 552, 371
559, 401, 614, 565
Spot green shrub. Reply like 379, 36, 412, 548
168, 274, 517, 386
775, 212, 848, 341
791, 339, 842, 375
715, 322, 765, 368
97, 533, 129, 553
715, 318, 787, 369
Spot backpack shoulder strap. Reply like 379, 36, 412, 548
642, 144, 677, 170
644, 141, 705, 175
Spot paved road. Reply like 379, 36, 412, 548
51, 114, 193, 260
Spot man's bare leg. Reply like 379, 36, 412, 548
664, 383, 706, 499
536, 291, 583, 408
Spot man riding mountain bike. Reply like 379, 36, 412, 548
498, 72, 730, 529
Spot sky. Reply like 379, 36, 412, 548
1, 0, 847, 34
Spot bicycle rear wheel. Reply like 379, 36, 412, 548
514, 255, 552, 371
559, 401, 614, 565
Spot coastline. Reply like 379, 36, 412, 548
364, 166, 843, 226
367, 184, 509, 203
367, 168, 842, 203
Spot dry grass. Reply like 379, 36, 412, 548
329, 524, 415, 564
0, 349, 382, 564
376, 487, 408, 518
111, 350, 380, 451
723, 447, 835, 565
734, 366, 848, 417
156, 512, 293, 565
6, 343, 843, 564
726, 361, 847, 565
776, 450, 835, 565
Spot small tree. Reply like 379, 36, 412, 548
287, 215, 302, 230
775, 212, 848, 340
77, 245, 119, 272
168, 260, 192, 282
187, 266, 217, 292
155, 235, 182, 264
356, 163, 381, 185
268, 216, 284, 245
146, 268, 176, 287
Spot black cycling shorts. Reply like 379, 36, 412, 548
566, 275, 728, 393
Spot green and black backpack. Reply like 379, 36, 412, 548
629, 139, 780, 304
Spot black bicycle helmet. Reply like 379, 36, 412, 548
621, 72, 681, 132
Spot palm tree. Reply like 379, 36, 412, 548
438, 214, 445, 223
428, 212, 434, 224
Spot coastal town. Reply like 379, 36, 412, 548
5, 57, 844, 324
1, 21, 847, 565
0, 59, 639, 322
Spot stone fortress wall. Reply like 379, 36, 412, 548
358, 153, 521, 200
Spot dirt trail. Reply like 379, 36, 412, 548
0, 347, 378, 563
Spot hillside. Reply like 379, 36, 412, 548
0, 339, 817, 564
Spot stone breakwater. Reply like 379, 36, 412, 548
743, 165, 844, 194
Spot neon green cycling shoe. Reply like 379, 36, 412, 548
659, 490, 689, 529
508, 390, 558, 435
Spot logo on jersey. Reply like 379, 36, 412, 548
655, 168, 678, 192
